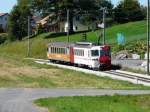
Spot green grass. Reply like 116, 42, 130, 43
0, 56, 149, 89
35, 95, 150, 112
42, 21, 146, 44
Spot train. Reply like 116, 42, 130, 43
47, 42, 111, 70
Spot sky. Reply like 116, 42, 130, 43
111, 0, 147, 6
0, 0, 147, 13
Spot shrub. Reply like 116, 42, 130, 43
112, 44, 125, 54
0, 27, 4, 33
0, 34, 8, 44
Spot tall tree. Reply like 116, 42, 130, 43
8, 0, 31, 41
96, 0, 114, 26
31, 0, 97, 33
114, 0, 145, 23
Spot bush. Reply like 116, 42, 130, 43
112, 44, 125, 54
37, 23, 45, 34
112, 41, 146, 59
128, 41, 146, 58
0, 34, 8, 44
0, 27, 4, 33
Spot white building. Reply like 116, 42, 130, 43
0, 13, 9, 31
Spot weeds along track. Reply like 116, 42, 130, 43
30, 58, 150, 86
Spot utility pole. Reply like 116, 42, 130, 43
103, 8, 106, 45
27, 16, 31, 57
67, 9, 70, 43
147, 0, 150, 75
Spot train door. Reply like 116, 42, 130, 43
70, 47, 74, 63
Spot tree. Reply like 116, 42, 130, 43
8, 0, 31, 41
31, 0, 98, 33
141, 5, 147, 19
114, 0, 145, 23
97, 0, 114, 26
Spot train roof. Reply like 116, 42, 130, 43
48, 42, 104, 48
48, 42, 75, 47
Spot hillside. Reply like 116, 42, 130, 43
0, 20, 147, 59
0, 20, 149, 89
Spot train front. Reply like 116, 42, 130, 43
99, 45, 111, 69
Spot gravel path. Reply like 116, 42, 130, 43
1, 88, 150, 112
112, 59, 144, 69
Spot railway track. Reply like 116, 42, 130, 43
29, 58, 150, 86
105, 71, 150, 84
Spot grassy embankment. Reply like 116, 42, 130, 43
0, 56, 149, 89
0, 20, 148, 89
35, 95, 150, 112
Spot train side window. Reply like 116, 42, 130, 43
74, 49, 84, 56
55, 47, 57, 54
64, 48, 66, 54
82, 50, 84, 56
62, 48, 63, 54
55, 48, 57, 54
59, 48, 60, 54
52, 47, 54, 53
54, 47, 56, 53
77, 50, 79, 56
59, 48, 61, 54
48, 48, 50, 53
60, 48, 62, 54
62, 48, 65, 54
51, 47, 53, 53
66, 48, 67, 54
57, 48, 59, 54
53, 47, 55, 53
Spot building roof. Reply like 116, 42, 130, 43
0, 13, 8, 17
32, 16, 41, 22
37, 13, 55, 25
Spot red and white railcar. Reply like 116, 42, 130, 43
47, 42, 111, 69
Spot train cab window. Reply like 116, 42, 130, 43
91, 50, 99, 56
100, 50, 111, 56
